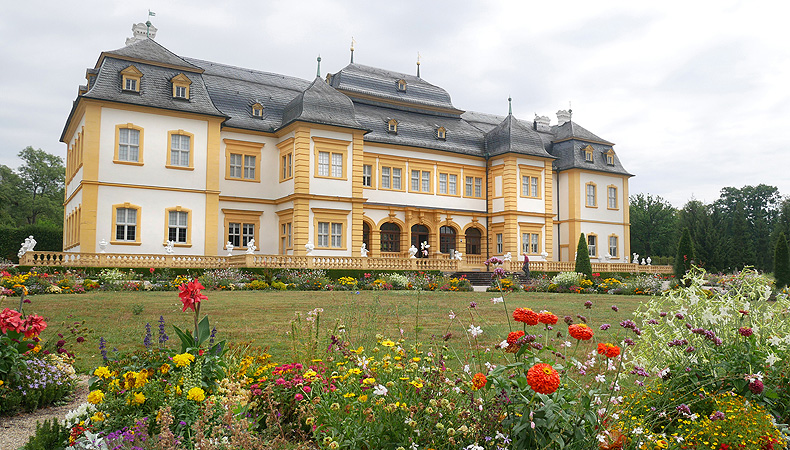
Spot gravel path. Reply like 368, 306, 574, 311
0, 376, 89, 450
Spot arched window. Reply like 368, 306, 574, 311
411, 224, 430, 257
380, 223, 401, 252
363, 222, 370, 251
439, 226, 456, 254
465, 228, 482, 255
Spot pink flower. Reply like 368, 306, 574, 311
0, 308, 24, 334
302, 386, 311, 393
294, 393, 304, 401
22, 314, 47, 338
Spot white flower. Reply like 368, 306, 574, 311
410, 443, 419, 450
563, 341, 572, 348
768, 335, 783, 346
491, 297, 504, 304
373, 384, 388, 396
499, 340, 509, 349
689, 413, 698, 420
595, 374, 606, 383
633, 427, 643, 435
468, 325, 483, 338
611, 413, 620, 420
766, 353, 781, 367
463, 364, 471, 374
465, 444, 483, 450
701, 308, 716, 324
448, 310, 456, 320
495, 432, 506, 440
597, 433, 607, 443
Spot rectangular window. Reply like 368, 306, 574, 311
229, 154, 242, 178
588, 235, 597, 257
475, 177, 482, 197
411, 170, 419, 191
522, 175, 539, 197
531, 177, 539, 197
608, 186, 618, 209
174, 85, 187, 98
381, 166, 391, 189
606, 154, 614, 165
228, 222, 241, 247
586, 184, 597, 207
118, 128, 140, 162
125, 78, 137, 91
242, 224, 254, 247
609, 236, 618, 257
362, 164, 372, 187
331, 153, 343, 178
331, 223, 343, 247
170, 134, 190, 167
317, 222, 329, 247
465, 176, 473, 197
280, 222, 292, 253
439, 173, 447, 194
281, 153, 293, 180
496, 233, 503, 254
392, 168, 401, 190
243, 155, 256, 180
448, 174, 457, 195
116, 208, 136, 241
585, 150, 593, 162
318, 151, 330, 177
522, 233, 539, 254
168, 211, 188, 243
422, 171, 430, 192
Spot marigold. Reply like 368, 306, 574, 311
472, 372, 487, 390
513, 308, 539, 325
173, 352, 195, 367
160, 363, 170, 374
128, 392, 146, 406
93, 366, 112, 379
87, 389, 104, 404
538, 311, 558, 325
568, 323, 594, 341
597, 343, 621, 358
526, 363, 560, 394
187, 387, 206, 402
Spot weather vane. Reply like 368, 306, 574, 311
146, 10, 156, 37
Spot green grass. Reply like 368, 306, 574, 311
27, 289, 650, 372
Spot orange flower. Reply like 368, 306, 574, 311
472, 372, 487, 390
527, 363, 560, 394
597, 343, 621, 358
513, 308, 539, 325
568, 324, 594, 341
506, 330, 525, 346
538, 311, 558, 325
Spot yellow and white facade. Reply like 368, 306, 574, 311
61, 31, 632, 264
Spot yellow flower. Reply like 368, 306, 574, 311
90, 411, 106, 422
343, 392, 356, 398
187, 387, 206, 402
348, 368, 362, 375
381, 339, 395, 347
410, 380, 424, 389
93, 366, 112, 379
127, 392, 146, 406
87, 390, 105, 404
363, 377, 376, 385
160, 363, 170, 374
303, 370, 318, 381
0, 380, 4, 388
109, 379, 120, 391
358, 395, 368, 403
173, 353, 195, 367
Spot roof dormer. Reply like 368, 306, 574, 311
436, 126, 446, 140
396, 79, 407, 92
605, 148, 615, 165
170, 73, 192, 100
387, 119, 398, 134
582, 145, 594, 162
121, 65, 143, 93
251, 102, 264, 118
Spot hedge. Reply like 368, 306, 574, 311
0, 225, 62, 263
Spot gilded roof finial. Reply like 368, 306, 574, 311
316, 55, 321, 78
416, 52, 421, 78
350, 37, 356, 63
508, 96, 512, 115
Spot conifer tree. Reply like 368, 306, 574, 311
774, 232, 790, 289
675, 228, 695, 280
575, 233, 593, 279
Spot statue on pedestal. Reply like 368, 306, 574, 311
305, 242, 315, 255
408, 245, 418, 258
453, 250, 463, 261
165, 240, 175, 254
360, 243, 369, 257
226, 241, 234, 256
99, 239, 108, 253
246, 239, 256, 254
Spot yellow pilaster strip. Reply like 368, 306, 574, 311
568, 169, 582, 257
502, 156, 519, 253
623, 176, 631, 261
79, 103, 101, 253
293, 126, 311, 195
351, 131, 365, 254
292, 197, 310, 256
543, 160, 554, 260
204, 118, 222, 255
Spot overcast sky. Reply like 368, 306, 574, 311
2, 0, 788, 207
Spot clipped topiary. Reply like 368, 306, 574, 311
675, 228, 695, 280
774, 232, 790, 289
575, 233, 593, 279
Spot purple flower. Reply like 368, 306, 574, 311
564, 316, 573, 325
738, 326, 753, 337
685, 346, 695, 353
492, 267, 506, 277
576, 314, 587, 323
143, 322, 152, 349
675, 313, 684, 320
748, 379, 764, 394
600, 324, 611, 330
647, 319, 658, 325
623, 338, 636, 346
76, 336, 85, 343
158, 316, 169, 344
710, 411, 725, 421
584, 300, 593, 309
530, 342, 543, 350
659, 311, 668, 317
619, 319, 636, 329
469, 301, 477, 309
611, 305, 619, 312
630, 366, 649, 377
676, 403, 691, 415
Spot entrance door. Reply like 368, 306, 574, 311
411, 224, 429, 258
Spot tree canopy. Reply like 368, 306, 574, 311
0, 146, 65, 227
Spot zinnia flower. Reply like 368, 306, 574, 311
538, 311, 558, 325
513, 308, 539, 325
527, 363, 560, 394
597, 343, 621, 358
738, 326, 754, 337
187, 387, 206, 402
568, 324, 594, 341
472, 372, 487, 390
748, 379, 764, 394
178, 279, 207, 312
506, 330, 525, 346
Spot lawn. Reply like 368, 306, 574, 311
28, 289, 649, 372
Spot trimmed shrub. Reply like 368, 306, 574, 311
674, 228, 695, 280
575, 233, 592, 279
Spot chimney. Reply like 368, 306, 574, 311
534, 115, 551, 132
125, 22, 157, 45
556, 110, 571, 126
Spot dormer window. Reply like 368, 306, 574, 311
605, 149, 615, 165
121, 65, 143, 93
436, 127, 446, 140
583, 145, 594, 162
170, 73, 192, 100
397, 79, 407, 92
387, 119, 398, 134
251, 103, 264, 118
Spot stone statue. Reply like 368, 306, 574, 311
17, 235, 37, 258
453, 250, 463, 261
246, 239, 256, 254
305, 242, 315, 255
633, 253, 639, 264
646, 256, 652, 266
540, 251, 548, 260
360, 243, 369, 257
165, 240, 175, 254
226, 241, 234, 256
641, 258, 646, 265
420, 241, 430, 257
603, 253, 611, 262
408, 245, 418, 258
99, 239, 108, 253
503, 252, 512, 262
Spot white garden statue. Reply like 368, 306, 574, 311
641, 258, 646, 265
165, 240, 175, 254
408, 245, 418, 258
226, 241, 234, 256
503, 252, 512, 262
360, 243, 369, 257
420, 241, 430, 257
99, 239, 108, 253
453, 250, 463, 261
246, 239, 256, 254
17, 235, 37, 258
603, 253, 611, 262
540, 251, 548, 260
305, 242, 315, 255
633, 253, 639, 264
646, 256, 652, 266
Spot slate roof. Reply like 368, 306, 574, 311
552, 121, 613, 145
552, 140, 632, 176
328, 64, 462, 115
484, 114, 555, 159
101, 38, 202, 72
282, 77, 363, 130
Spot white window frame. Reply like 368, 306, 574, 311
170, 134, 190, 167
588, 235, 597, 257
331, 153, 343, 178
381, 166, 391, 189
168, 211, 188, 243
116, 208, 137, 241
318, 151, 330, 177
362, 164, 372, 187
229, 154, 242, 178
609, 235, 618, 257
118, 128, 140, 162
317, 222, 329, 247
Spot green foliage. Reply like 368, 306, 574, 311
0, 223, 62, 262
674, 228, 694, 278
629, 193, 678, 257
774, 232, 790, 288
22, 418, 69, 450
0, 147, 65, 227
574, 233, 592, 279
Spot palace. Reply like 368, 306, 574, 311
61, 24, 633, 265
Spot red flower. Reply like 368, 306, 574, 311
538, 311, 558, 325
472, 372, 487, 390
178, 279, 207, 312
149, 268, 155, 274
527, 363, 560, 394
0, 308, 24, 334
513, 308, 539, 325
507, 330, 525, 346
568, 324, 594, 341
597, 342, 620, 358
22, 314, 47, 338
